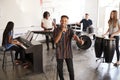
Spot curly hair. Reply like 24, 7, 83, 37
43, 11, 50, 18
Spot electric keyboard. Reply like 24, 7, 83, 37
16, 37, 33, 49
15, 36, 43, 73
32, 30, 53, 35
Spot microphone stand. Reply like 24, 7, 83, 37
51, 50, 58, 80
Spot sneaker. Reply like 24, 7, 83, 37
23, 64, 29, 69
23, 62, 32, 69
15, 60, 21, 65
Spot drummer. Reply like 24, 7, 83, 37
103, 10, 120, 67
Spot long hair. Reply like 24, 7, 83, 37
108, 10, 118, 28
2, 21, 14, 46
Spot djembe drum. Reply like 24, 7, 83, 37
103, 38, 116, 63
94, 36, 104, 58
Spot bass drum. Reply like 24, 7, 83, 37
76, 35, 92, 50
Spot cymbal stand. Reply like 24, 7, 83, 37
96, 57, 115, 70
51, 52, 58, 80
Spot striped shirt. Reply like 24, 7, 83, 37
53, 26, 74, 59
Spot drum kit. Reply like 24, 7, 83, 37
76, 35, 92, 50
71, 24, 94, 50
72, 24, 116, 63
71, 24, 116, 71
72, 24, 116, 64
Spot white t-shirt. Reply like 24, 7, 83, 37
41, 18, 53, 29
109, 19, 120, 36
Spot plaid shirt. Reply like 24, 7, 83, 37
53, 26, 74, 59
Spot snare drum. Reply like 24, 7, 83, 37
94, 36, 104, 58
103, 38, 116, 63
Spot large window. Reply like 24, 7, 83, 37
98, 0, 120, 35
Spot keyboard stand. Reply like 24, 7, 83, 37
25, 41, 43, 73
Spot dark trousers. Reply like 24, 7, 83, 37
109, 35, 120, 61
8, 45, 25, 62
57, 58, 74, 80
45, 35, 54, 49
25, 53, 33, 64
114, 36, 120, 61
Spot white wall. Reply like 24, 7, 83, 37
0, 0, 41, 29
0, 0, 99, 45
0, 0, 43, 45
97, 0, 119, 35
97, 7, 106, 35
41, 0, 85, 24
84, 0, 98, 34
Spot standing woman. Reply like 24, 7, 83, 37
41, 11, 56, 50
103, 10, 120, 66
2, 21, 25, 65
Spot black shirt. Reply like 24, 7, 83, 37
80, 19, 92, 31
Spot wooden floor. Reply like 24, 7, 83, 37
0, 40, 120, 80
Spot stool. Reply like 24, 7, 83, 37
1, 47, 14, 69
